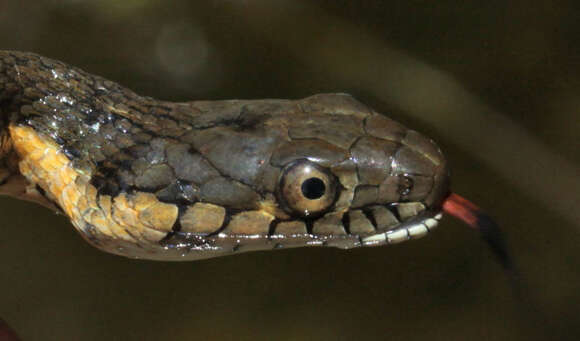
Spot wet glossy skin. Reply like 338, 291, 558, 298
0, 50, 449, 260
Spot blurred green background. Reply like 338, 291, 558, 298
1, 1, 579, 340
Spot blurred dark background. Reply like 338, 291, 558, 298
1, 1, 579, 340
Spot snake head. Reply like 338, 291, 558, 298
0, 50, 454, 260
255, 93, 450, 248
160, 93, 451, 255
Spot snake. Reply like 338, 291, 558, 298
0, 50, 509, 263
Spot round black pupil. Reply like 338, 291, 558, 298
301, 177, 326, 200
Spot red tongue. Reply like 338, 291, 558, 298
442, 193, 481, 230
441, 192, 515, 277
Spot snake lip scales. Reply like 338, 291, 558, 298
0, 50, 508, 264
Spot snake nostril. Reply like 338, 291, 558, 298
397, 174, 414, 196
301, 177, 326, 199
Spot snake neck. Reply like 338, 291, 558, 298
0, 50, 98, 209
0, 51, 21, 181
0, 123, 58, 209
0, 129, 16, 181
0, 58, 22, 199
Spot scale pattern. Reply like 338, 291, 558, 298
0, 51, 449, 260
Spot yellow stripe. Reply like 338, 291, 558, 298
8, 125, 179, 256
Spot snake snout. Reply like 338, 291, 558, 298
349, 122, 450, 210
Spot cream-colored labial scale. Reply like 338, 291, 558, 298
9, 125, 179, 258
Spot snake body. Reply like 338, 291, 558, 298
0, 51, 449, 260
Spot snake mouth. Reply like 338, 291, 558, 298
266, 201, 444, 250
161, 201, 443, 254
357, 204, 443, 247
360, 205, 443, 246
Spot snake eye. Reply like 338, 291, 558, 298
278, 160, 338, 217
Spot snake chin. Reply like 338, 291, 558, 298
355, 203, 443, 247
360, 211, 443, 246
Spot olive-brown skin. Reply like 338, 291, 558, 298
0, 50, 449, 260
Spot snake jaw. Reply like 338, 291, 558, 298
360, 210, 443, 246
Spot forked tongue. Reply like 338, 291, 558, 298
442, 194, 554, 334
442, 193, 515, 278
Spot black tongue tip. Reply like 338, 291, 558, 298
472, 210, 516, 278
442, 193, 517, 278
